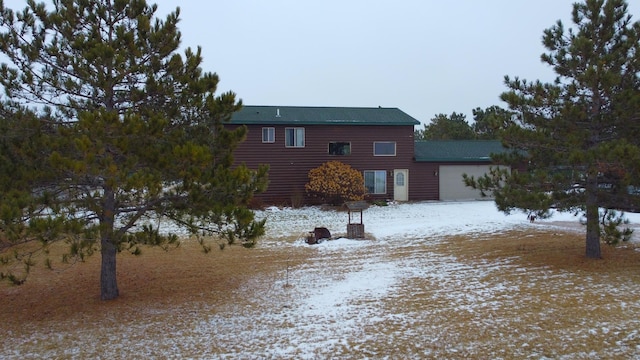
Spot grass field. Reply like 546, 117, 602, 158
2, 203, 640, 359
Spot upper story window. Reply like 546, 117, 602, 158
373, 141, 396, 156
329, 142, 351, 155
285, 127, 305, 148
262, 127, 275, 143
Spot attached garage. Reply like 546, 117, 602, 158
414, 140, 510, 201
438, 164, 509, 200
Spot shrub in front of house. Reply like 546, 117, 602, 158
305, 161, 366, 206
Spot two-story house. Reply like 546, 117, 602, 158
229, 105, 420, 205
229, 105, 509, 205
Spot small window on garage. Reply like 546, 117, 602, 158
329, 142, 351, 155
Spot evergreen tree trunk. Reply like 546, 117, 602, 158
585, 174, 602, 259
100, 189, 119, 300
100, 235, 119, 300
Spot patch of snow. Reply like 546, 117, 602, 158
5, 200, 640, 359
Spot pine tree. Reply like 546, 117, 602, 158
471, 106, 515, 140
414, 112, 475, 140
465, 0, 640, 259
0, 0, 268, 300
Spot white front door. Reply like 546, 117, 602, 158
393, 169, 409, 201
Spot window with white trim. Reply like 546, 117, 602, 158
364, 170, 387, 194
373, 141, 396, 156
262, 127, 275, 143
285, 127, 305, 147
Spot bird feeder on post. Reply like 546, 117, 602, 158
345, 200, 368, 239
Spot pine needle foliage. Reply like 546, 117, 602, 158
464, 0, 640, 258
0, 0, 268, 300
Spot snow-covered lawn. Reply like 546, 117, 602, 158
257, 200, 588, 243
3, 201, 640, 359
226, 201, 640, 358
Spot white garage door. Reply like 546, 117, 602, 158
439, 165, 507, 201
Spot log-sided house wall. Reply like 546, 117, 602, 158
229, 106, 420, 205
228, 106, 509, 205
407, 162, 440, 201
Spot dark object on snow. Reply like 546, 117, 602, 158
306, 227, 331, 245
314, 227, 331, 240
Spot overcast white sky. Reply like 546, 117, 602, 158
151, 0, 634, 124
5, 1, 639, 124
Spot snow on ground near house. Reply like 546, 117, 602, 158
256, 200, 640, 245
198, 201, 640, 358
6, 201, 640, 359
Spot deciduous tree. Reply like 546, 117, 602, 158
305, 161, 365, 206
0, 0, 268, 299
465, 0, 640, 259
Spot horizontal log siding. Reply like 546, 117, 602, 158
232, 124, 417, 205
408, 162, 440, 201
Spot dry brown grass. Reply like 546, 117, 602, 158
1, 240, 308, 322
2, 230, 640, 358
446, 229, 640, 272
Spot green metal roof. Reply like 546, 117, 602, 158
230, 105, 420, 126
414, 140, 507, 162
